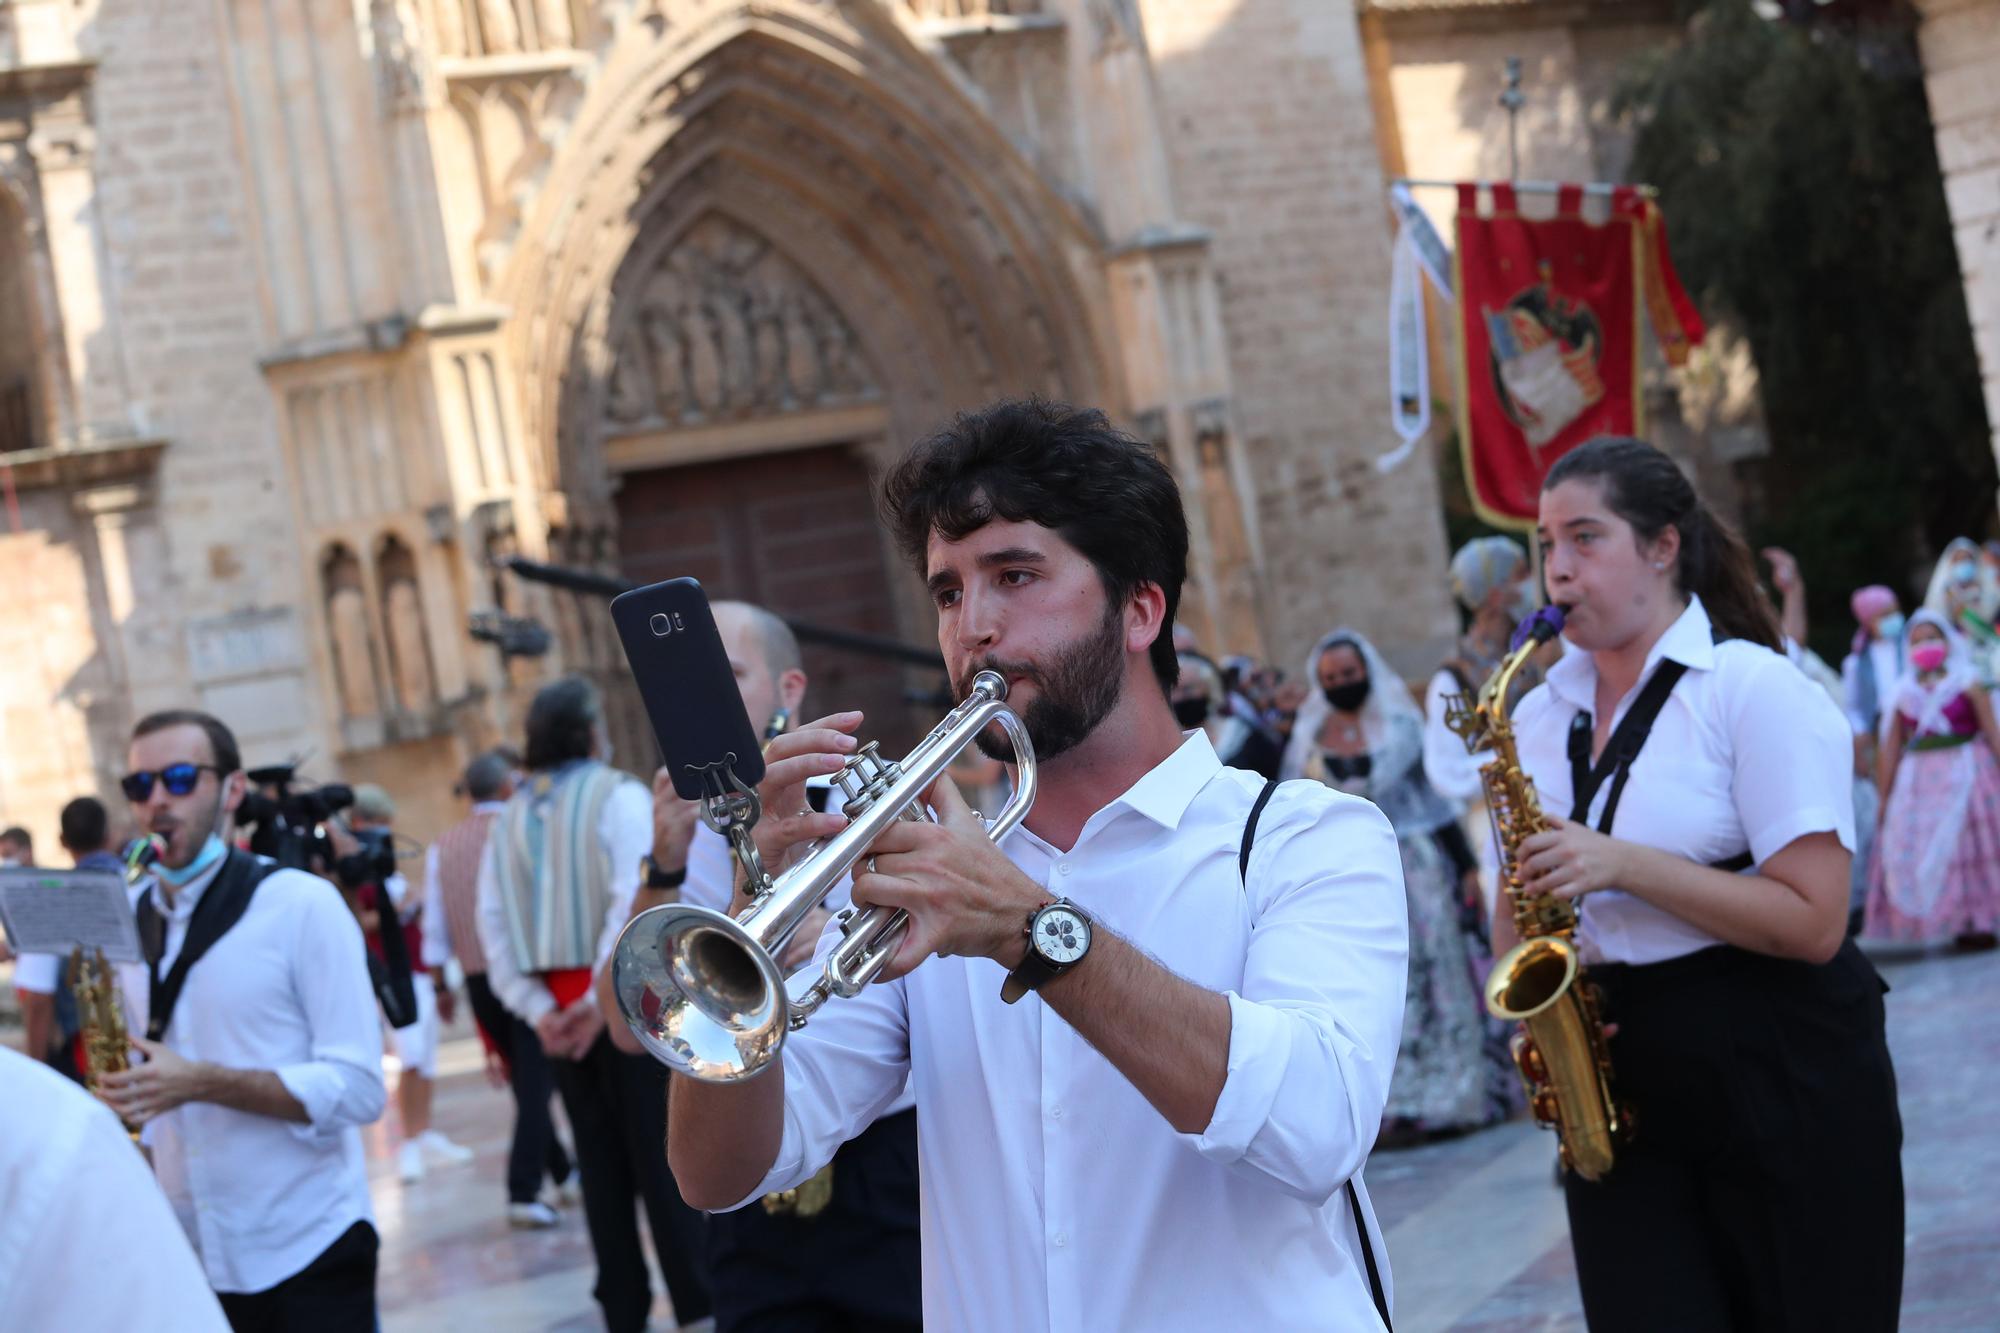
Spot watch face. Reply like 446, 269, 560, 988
1034, 907, 1091, 965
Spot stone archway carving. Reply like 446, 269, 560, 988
603, 212, 881, 433
496, 4, 1120, 516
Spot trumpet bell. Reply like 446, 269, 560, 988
611, 902, 790, 1082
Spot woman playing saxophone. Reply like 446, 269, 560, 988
1500, 437, 1901, 1331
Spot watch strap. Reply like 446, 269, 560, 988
1000, 945, 1062, 1005
641, 854, 687, 891
1000, 899, 1086, 1005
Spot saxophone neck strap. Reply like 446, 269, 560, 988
139, 849, 277, 1043
1567, 659, 1692, 836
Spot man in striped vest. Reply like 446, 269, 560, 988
420, 750, 575, 1227
476, 678, 712, 1332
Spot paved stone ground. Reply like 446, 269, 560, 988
179, 940, 2000, 1329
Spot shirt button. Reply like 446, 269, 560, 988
1050, 1105, 1064, 1120
1053, 1231, 1069, 1248
1057, 863, 1072, 876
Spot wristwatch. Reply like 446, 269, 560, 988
1000, 898, 1094, 1004
640, 854, 687, 891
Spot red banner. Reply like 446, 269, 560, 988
1452, 183, 1703, 527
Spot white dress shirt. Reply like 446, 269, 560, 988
475, 778, 651, 1024
740, 732, 1409, 1332
0, 1048, 229, 1330
1512, 595, 1857, 966
138, 855, 386, 1292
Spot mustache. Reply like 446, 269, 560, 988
956, 658, 1044, 699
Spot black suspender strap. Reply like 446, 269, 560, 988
1239, 778, 1393, 1331
1567, 660, 1691, 836
1565, 636, 1758, 873
137, 849, 277, 1042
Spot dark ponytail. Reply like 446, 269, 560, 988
1544, 437, 1782, 652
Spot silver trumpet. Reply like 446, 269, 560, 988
610, 669, 1036, 1082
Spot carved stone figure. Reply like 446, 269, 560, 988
600, 214, 879, 432
324, 547, 381, 721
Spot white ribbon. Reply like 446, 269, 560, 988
1380, 184, 1455, 473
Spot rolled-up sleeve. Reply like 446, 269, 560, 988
1192, 786, 1409, 1204
732, 923, 911, 1211
276, 876, 386, 1139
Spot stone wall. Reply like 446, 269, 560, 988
1141, 0, 1457, 675
1921, 0, 2000, 490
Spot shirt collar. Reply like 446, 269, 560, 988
1099, 730, 1224, 832
1547, 595, 1716, 712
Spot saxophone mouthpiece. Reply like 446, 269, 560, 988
126, 835, 165, 876
1510, 605, 1567, 653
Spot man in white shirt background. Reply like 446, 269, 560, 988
667, 398, 1411, 1331
476, 678, 712, 1331
96, 708, 386, 1333
610, 599, 923, 1333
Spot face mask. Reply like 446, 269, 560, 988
157, 833, 226, 887
1323, 679, 1371, 713
1172, 696, 1211, 728
1953, 560, 1979, 585
1876, 612, 1906, 643
1508, 577, 1540, 624
1911, 642, 1950, 674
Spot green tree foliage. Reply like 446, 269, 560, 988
1615, 0, 1996, 659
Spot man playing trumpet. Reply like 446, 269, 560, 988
665, 399, 1410, 1331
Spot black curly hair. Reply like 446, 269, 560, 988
881, 398, 1190, 693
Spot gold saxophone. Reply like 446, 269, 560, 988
68, 836, 162, 1138
1445, 612, 1625, 1180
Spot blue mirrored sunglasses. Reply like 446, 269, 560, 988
121, 763, 220, 801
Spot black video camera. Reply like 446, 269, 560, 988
235, 763, 355, 873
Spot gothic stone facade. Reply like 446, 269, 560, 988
0, 0, 1455, 847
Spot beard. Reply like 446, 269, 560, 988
961, 599, 1128, 763
151, 790, 224, 870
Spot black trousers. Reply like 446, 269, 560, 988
1563, 939, 1904, 1331
552, 1032, 712, 1331
706, 1107, 923, 1333
465, 971, 573, 1204
216, 1221, 377, 1333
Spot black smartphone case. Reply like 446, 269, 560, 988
610, 577, 767, 800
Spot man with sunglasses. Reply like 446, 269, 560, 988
95, 709, 387, 1333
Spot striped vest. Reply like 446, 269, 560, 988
490, 760, 632, 972
432, 808, 498, 975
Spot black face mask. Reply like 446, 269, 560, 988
1323, 679, 1371, 713
1173, 696, 1212, 728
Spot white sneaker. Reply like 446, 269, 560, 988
420, 1129, 475, 1165
508, 1200, 561, 1229
398, 1139, 426, 1184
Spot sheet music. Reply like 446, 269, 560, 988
0, 867, 141, 962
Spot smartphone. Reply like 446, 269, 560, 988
610, 577, 766, 801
